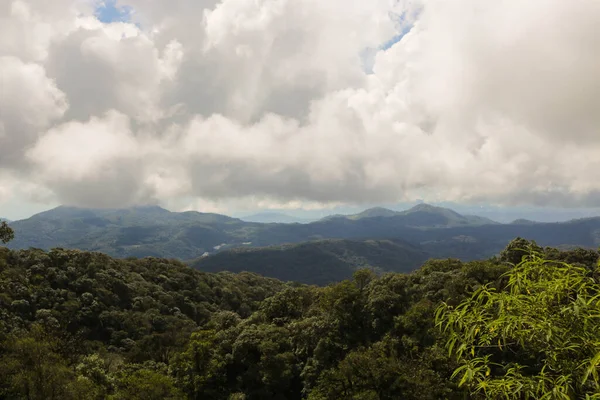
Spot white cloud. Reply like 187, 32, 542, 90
44, 21, 182, 123
0, 0, 90, 62
0, 56, 68, 166
25, 111, 148, 207
1, 0, 600, 214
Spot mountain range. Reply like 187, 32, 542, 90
5, 203, 600, 282
326, 204, 499, 226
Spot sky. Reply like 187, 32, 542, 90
1, 0, 600, 221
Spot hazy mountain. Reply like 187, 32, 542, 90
28, 205, 237, 225
397, 203, 499, 227
348, 207, 400, 219
7, 203, 600, 262
318, 213, 347, 222
7, 205, 244, 260
322, 204, 499, 228
192, 238, 430, 285
240, 212, 315, 224
510, 219, 540, 225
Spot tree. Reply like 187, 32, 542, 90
0, 325, 99, 400
499, 237, 541, 266
111, 368, 184, 400
308, 339, 455, 400
436, 251, 600, 399
0, 221, 14, 244
170, 330, 226, 399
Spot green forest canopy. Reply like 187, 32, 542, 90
0, 237, 599, 399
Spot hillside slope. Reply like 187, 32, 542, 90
7, 205, 249, 259
192, 238, 430, 285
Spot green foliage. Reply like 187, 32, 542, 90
437, 249, 600, 399
0, 247, 284, 399
111, 367, 185, 400
308, 338, 455, 400
0, 221, 14, 244
165, 260, 511, 399
0, 324, 100, 400
499, 237, 543, 265
0, 240, 598, 399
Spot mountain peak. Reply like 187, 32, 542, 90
404, 203, 465, 218
510, 218, 538, 225
406, 203, 448, 213
360, 206, 397, 215
350, 207, 399, 220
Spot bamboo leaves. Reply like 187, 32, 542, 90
436, 249, 600, 399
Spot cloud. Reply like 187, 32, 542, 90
45, 21, 182, 123
0, 56, 68, 167
1, 0, 600, 212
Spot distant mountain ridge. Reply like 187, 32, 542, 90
349, 207, 400, 219
240, 212, 315, 224
510, 219, 540, 225
324, 204, 499, 227
6, 203, 600, 263
7, 205, 243, 260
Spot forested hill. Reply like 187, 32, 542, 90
1, 240, 600, 399
6, 204, 600, 263
330, 204, 498, 226
0, 246, 287, 399
192, 238, 430, 285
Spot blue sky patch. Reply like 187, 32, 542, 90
381, 7, 421, 50
380, 32, 407, 51
95, 0, 132, 23
361, 22, 415, 74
